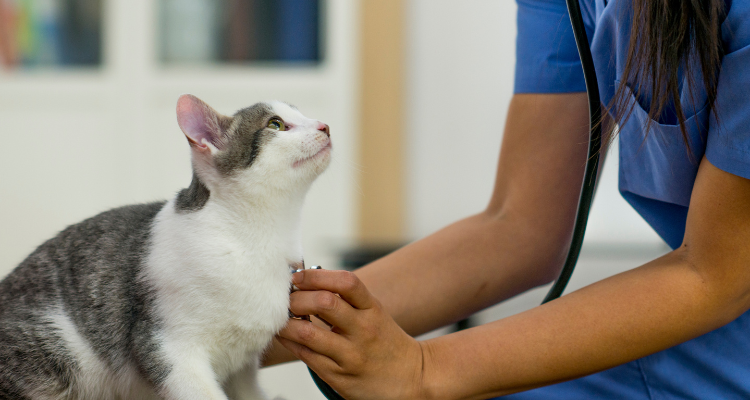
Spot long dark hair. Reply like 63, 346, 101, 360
613, 0, 725, 153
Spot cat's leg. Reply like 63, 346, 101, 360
224, 361, 268, 400
158, 359, 230, 400
146, 341, 229, 400
131, 320, 228, 400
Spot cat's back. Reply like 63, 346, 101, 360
0, 202, 166, 399
0, 201, 166, 307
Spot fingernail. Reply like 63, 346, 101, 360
293, 271, 303, 284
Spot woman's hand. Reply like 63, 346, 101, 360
277, 269, 428, 400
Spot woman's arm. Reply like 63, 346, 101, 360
420, 157, 750, 398
262, 93, 591, 366
278, 156, 750, 399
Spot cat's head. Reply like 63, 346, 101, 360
176, 94, 331, 197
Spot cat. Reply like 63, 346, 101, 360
0, 94, 332, 400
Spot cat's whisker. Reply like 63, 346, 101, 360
329, 154, 365, 197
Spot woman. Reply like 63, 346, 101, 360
269, 0, 750, 398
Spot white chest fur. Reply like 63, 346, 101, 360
145, 198, 300, 381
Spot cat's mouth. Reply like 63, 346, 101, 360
294, 141, 332, 168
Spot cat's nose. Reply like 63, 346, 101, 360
317, 122, 330, 137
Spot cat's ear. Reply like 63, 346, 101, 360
176, 94, 232, 153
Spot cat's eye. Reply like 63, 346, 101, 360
267, 118, 286, 131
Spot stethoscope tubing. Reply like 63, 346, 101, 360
310, 0, 601, 396
542, 0, 602, 304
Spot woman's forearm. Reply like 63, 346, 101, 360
355, 211, 567, 337
423, 157, 750, 398
421, 248, 748, 399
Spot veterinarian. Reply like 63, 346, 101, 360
269, 0, 750, 398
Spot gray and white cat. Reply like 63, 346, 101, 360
0, 95, 332, 399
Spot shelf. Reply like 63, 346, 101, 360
0, 0, 103, 69
158, 0, 323, 65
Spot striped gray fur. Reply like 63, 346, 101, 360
0, 202, 168, 398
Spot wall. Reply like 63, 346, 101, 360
405, 0, 663, 247
0, 0, 359, 279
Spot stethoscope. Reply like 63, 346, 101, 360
307, 0, 601, 397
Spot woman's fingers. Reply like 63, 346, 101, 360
276, 336, 342, 373
278, 318, 354, 365
293, 270, 375, 310
289, 290, 357, 331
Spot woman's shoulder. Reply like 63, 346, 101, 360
724, 0, 750, 54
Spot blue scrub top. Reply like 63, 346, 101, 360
501, 0, 750, 398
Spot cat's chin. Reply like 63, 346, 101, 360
293, 142, 332, 169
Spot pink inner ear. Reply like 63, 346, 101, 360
176, 94, 221, 149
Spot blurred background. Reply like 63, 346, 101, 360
0, 0, 668, 398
